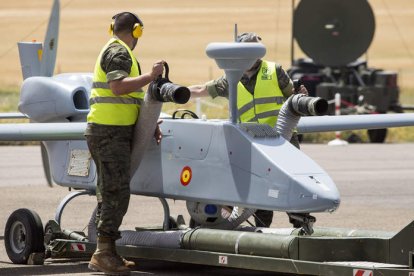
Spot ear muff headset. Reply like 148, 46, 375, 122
109, 12, 144, 39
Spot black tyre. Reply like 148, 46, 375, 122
44, 220, 61, 246
367, 128, 387, 143
4, 208, 45, 264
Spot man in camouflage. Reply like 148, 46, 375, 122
189, 32, 308, 228
85, 12, 164, 275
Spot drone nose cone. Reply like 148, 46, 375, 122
289, 174, 341, 213
330, 199, 341, 212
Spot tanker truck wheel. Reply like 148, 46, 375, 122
367, 128, 387, 143
4, 208, 44, 264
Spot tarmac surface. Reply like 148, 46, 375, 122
0, 143, 413, 275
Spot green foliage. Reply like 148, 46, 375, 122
0, 88, 20, 112
2, 87, 413, 144
400, 87, 414, 105
0, 88, 39, 145
302, 127, 414, 143
162, 95, 414, 143
387, 126, 414, 142
162, 97, 229, 119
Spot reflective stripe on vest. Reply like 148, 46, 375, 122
87, 38, 144, 126
89, 97, 142, 105
92, 82, 110, 89
237, 61, 284, 128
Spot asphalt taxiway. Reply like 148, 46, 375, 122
0, 143, 413, 275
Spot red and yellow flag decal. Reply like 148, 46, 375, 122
180, 166, 192, 186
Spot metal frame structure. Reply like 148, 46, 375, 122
30, 193, 414, 275
40, 219, 414, 275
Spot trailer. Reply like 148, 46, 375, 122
4, 193, 414, 275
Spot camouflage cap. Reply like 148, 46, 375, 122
236, 32, 262, 43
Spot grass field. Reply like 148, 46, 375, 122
0, 0, 413, 142
1, 0, 414, 88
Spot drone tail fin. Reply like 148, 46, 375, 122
17, 0, 59, 79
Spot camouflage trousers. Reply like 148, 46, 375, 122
85, 123, 134, 240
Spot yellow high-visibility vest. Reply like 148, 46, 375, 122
87, 38, 144, 126
237, 61, 284, 127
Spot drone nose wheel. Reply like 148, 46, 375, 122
288, 213, 316, 235
4, 208, 45, 264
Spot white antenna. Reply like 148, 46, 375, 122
234, 23, 238, 42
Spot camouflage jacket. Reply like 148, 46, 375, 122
206, 60, 293, 99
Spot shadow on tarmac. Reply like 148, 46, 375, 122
0, 258, 284, 276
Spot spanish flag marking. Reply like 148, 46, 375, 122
180, 166, 192, 186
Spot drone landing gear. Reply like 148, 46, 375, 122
158, 198, 186, 230
288, 213, 316, 235
4, 208, 45, 264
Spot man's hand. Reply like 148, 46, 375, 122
292, 84, 309, 96
154, 119, 163, 145
150, 60, 165, 81
292, 79, 308, 96
188, 84, 209, 97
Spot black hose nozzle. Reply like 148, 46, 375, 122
149, 63, 190, 104
290, 95, 328, 116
